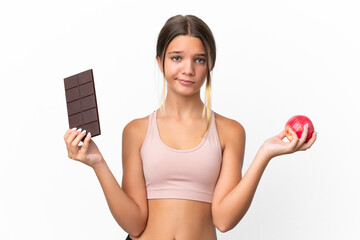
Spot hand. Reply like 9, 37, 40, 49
63, 128, 104, 168
261, 124, 317, 160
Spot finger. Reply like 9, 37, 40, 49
276, 130, 286, 140
81, 132, 92, 151
64, 128, 78, 159
72, 129, 87, 147
64, 127, 77, 140
299, 131, 317, 151
288, 128, 299, 151
296, 123, 309, 149
65, 128, 82, 145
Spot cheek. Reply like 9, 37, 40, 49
198, 66, 208, 78
164, 63, 180, 76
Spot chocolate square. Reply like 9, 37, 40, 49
64, 69, 101, 138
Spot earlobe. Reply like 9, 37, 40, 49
156, 56, 163, 73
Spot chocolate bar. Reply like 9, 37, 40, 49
64, 69, 101, 138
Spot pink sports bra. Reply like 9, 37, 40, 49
140, 109, 222, 203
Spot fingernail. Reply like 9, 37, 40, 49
316, 131, 318, 136
71, 127, 77, 131
86, 132, 91, 138
77, 128, 82, 132
81, 129, 86, 135
304, 123, 309, 128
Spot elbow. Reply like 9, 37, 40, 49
215, 222, 234, 233
214, 214, 245, 233
214, 216, 237, 233
215, 225, 228, 233
212, 202, 247, 233
120, 212, 147, 238
130, 230, 143, 239
127, 219, 147, 238
128, 226, 145, 238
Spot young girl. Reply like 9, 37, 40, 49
64, 15, 316, 240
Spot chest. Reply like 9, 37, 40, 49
157, 119, 207, 150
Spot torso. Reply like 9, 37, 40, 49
131, 199, 216, 240
130, 110, 228, 240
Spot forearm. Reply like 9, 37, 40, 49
215, 147, 271, 232
92, 160, 146, 236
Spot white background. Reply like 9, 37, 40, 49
1, 0, 359, 239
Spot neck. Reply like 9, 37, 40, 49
161, 91, 205, 120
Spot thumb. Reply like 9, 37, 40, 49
276, 130, 286, 140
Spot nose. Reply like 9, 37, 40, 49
182, 59, 194, 76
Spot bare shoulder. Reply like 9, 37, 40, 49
122, 114, 150, 150
214, 112, 246, 150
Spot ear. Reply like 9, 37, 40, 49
156, 56, 163, 73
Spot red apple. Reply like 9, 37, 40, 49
285, 115, 315, 143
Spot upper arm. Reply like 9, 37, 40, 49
121, 118, 148, 219
212, 118, 246, 207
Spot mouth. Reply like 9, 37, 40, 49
177, 79, 195, 85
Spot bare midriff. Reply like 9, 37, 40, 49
130, 199, 217, 240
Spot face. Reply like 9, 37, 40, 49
157, 35, 207, 96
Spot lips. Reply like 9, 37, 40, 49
178, 79, 194, 85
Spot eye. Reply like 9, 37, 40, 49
172, 56, 181, 61
196, 58, 206, 64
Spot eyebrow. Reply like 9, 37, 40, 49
167, 51, 206, 57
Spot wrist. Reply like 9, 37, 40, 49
91, 157, 107, 172
257, 145, 273, 164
